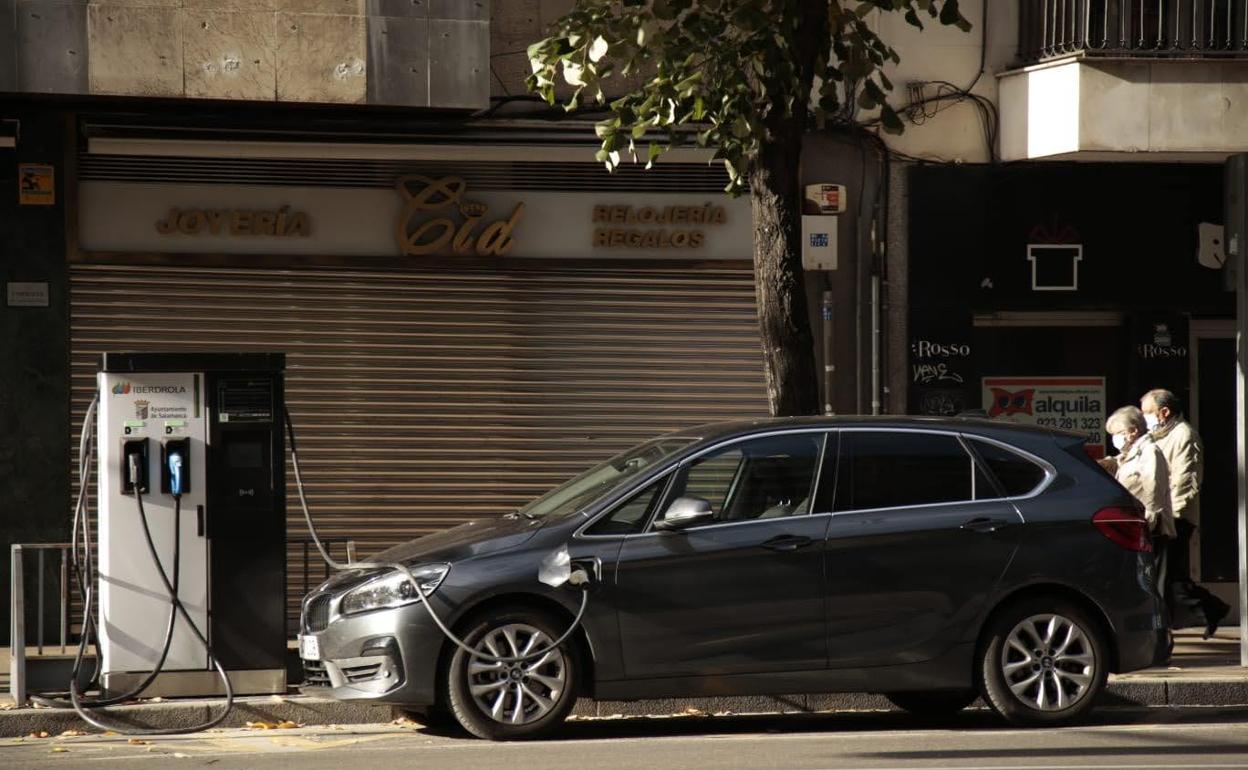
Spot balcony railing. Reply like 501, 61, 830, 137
1019, 1, 1248, 63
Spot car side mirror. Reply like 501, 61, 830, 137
653, 496, 714, 532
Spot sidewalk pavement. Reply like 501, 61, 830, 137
1, 628, 1244, 736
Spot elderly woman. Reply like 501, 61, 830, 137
1103, 405, 1177, 584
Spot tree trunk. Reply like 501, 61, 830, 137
748, 117, 820, 417
746, 0, 826, 417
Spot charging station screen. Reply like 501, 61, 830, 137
227, 441, 264, 469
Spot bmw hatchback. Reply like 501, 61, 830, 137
299, 417, 1169, 739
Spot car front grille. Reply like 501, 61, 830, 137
302, 659, 331, 687
341, 662, 383, 684
305, 594, 332, 632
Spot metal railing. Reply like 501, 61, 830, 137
10, 543, 76, 707
1019, 1, 1248, 63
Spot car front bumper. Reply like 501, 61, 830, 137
298, 593, 447, 706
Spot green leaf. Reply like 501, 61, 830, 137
880, 105, 906, 135
588, 35, 609, 62
646, 142, 664, 169
939, 0, 964, 27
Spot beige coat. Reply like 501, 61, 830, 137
1114, 435, 1176, 539
1151, 418, 1203, 523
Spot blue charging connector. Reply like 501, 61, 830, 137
168, 452, 184, 497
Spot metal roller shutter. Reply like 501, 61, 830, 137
70, 261, 768, 627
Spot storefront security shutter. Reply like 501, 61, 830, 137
70, 262, 768, 627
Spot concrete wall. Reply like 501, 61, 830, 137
0, 0, 490, 109
0, 108, 70, 646
1000, 59, 1248, 160
871, 0, 1016, 164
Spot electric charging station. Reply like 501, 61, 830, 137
96, 352, 288, 698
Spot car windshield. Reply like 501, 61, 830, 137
517, 437, 695, 520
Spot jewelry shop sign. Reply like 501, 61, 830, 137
78, 178, 752, 259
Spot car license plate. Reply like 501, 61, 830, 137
299, 634, 320, 661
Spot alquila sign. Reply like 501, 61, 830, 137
394, 175, 524, 257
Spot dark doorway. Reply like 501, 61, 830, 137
1194, 335, 1238, 582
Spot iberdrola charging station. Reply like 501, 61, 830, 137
94, 352, 287, 704
54, 349, 589, 734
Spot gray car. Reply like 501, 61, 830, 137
298, 417, 1169, 739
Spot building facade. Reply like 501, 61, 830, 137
882, 1, 1248, 611
3, 0, 1246, 640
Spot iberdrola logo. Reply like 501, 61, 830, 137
112, 382, 132, 395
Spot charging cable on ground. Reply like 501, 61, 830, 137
284, 409, 591, 665
36, 395, 235, 735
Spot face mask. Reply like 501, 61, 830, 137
1144, 413, 1160, 431
1112, 433, 1128, 451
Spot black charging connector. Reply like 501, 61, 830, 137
161, 439, 191, 495
122, 438, 150, 495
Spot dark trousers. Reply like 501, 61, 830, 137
1164, 518, 1231, 630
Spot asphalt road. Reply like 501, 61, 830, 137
4, 707, 1248, 770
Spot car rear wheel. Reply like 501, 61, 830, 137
445, 609, 579, 740
885, 689, 978, 716
979, 597, 1107, 726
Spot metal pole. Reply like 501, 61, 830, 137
1234, 153, 1248, 668
60, 548, 68, 654
822, 291, 835, 416
871, 275, 882, 415
11, 545, 26, 706
36, 549, 44, 656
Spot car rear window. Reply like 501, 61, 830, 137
970, 439, 1048, 497
835, 431, 975, 511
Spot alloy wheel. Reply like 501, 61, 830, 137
1001, 613, 1096, 711
466, 623, 568, 725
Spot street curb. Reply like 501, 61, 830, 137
0, 696, 395, 737
573, 677, 1248, 718
3, 677, 1244, 736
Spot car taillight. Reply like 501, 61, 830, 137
1092, 506, 1152, 552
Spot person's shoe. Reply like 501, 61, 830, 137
1203, 602, 1230, 640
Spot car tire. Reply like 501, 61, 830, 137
979, 597, 1108, 727
885, 689, 978, 716
445, 608, 580, 740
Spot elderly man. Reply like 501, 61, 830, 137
1141, 388, 1230, 638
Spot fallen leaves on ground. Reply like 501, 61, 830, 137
244, 720, 301, 730
127, 738, 151, 745
390, 717, 420, 728
58, 730, 87, 737
50, 747, 69, 753
28, 731, 50, 738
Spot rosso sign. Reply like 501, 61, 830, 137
395, 175, 525, 257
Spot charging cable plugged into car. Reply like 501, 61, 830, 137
45, 352, 592, 739
284, 409, 595, 667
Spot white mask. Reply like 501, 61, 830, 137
1111, 433, 1128, 451
1144, 413, 1160, 431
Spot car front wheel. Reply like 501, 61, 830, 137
979, 597, 1108, 726
445, 609, 579, 740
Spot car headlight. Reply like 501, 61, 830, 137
340, 564, 449, 616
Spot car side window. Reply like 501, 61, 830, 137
659, 433, 823, 527
970, 439, 1047, 497
584, 477, 668, 536
834, 431, 976, 512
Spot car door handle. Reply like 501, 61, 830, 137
961, 517, 1012, 533
761, 535, 814, 552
